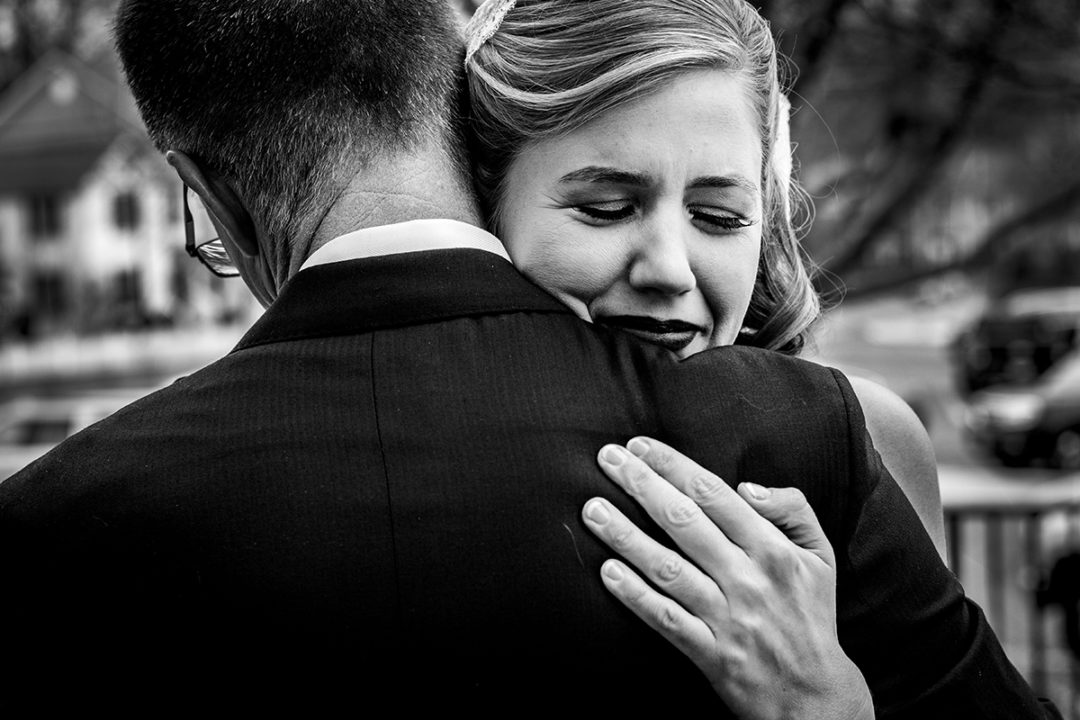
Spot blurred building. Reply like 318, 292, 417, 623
0, 50, 253, 340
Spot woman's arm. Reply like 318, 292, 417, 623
848, 376, 946, 560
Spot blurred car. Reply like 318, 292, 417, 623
964, 349, 1080, 469
950, 286, 1080, 396
0, 391, 149, 481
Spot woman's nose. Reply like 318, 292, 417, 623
627, 225, 697, 295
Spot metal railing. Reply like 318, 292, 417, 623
942, 465, 1080, 718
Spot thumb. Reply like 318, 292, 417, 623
738, 484, 836, 568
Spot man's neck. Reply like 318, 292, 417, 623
290, 146, 485, 277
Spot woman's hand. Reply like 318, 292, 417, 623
582, 436, 873, 720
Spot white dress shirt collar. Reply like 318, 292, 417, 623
299, 218, 510, 271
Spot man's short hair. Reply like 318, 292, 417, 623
114, 0, 466, 252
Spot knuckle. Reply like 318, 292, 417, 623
625, 581, 650, 605
663, 497, 702, 527
728, 614, 764, 649
650, 446, 676, 472
736, 570, 770, 601
689, 472, 725, 504
608, 525, 636, 553
657, 602, 682, 633
776, 487, 809, 513
720, 634, 752, 677
786, 487, 808, 505
654, 552, 686, 583
626, 465, 653, 493
758, 541, 801, 578
726, 560, 768, 598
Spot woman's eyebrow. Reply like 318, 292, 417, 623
558, 166, 650, 186
690, 175, 760, 197
559, 167, 760, 197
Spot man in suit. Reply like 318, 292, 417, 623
0, 1, 1057, 717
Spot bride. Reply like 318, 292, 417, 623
464, 0, 944, 556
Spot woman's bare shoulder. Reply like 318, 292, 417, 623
848, 375, 946, 560
848, 377, 933, 455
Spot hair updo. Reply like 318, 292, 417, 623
467, 0, 820, 355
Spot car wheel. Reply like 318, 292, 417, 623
1052, 429, 1080, 471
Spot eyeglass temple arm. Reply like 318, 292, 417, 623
182, 184, 198, 258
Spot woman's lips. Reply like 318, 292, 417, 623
597, 315, 705, 353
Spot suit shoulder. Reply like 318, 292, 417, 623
0, 375, 203, 517
674, 345, 855, 414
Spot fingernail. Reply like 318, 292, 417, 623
602, 561, 624, 581
599, 444, 625, 466
743, 482, 771, 500
627, 437, 650, 457
584, 500, 610, 524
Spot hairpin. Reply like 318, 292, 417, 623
465, 0, 518, 66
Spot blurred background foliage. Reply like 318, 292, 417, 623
0, 0, 114, 81
768, 0, 1080, 300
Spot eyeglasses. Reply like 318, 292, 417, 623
182, 184, 240, 278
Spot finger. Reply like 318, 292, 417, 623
596, 444, 746, 575
597, 558, 716, 667
619, 436, 790, 551
582, 498, 729, 618
738, 484, 836, 569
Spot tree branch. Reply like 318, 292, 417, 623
836, 176, 1080, 300
821, 0, 1015, 277
786, 0, 857, 94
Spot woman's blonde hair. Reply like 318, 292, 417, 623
467, 0, 820, 355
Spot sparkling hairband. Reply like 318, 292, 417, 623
465, 0, 517, 65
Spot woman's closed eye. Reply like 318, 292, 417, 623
690, 207, 756, 233
573, 200, 636, 223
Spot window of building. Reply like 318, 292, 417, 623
28, 195, 61, 238
115, 269, 141, 305
113, 191, 141, 231
32, 272, 67, 317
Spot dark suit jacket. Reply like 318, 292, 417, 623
0, 249, 1055, 717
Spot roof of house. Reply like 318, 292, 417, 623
0, 141, 115, 194
0, 50, 157, 194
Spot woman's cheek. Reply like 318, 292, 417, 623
537, 230, 618, 297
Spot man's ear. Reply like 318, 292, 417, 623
166, 150, 259, 258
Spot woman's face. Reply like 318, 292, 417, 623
499, 69, 763, 358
